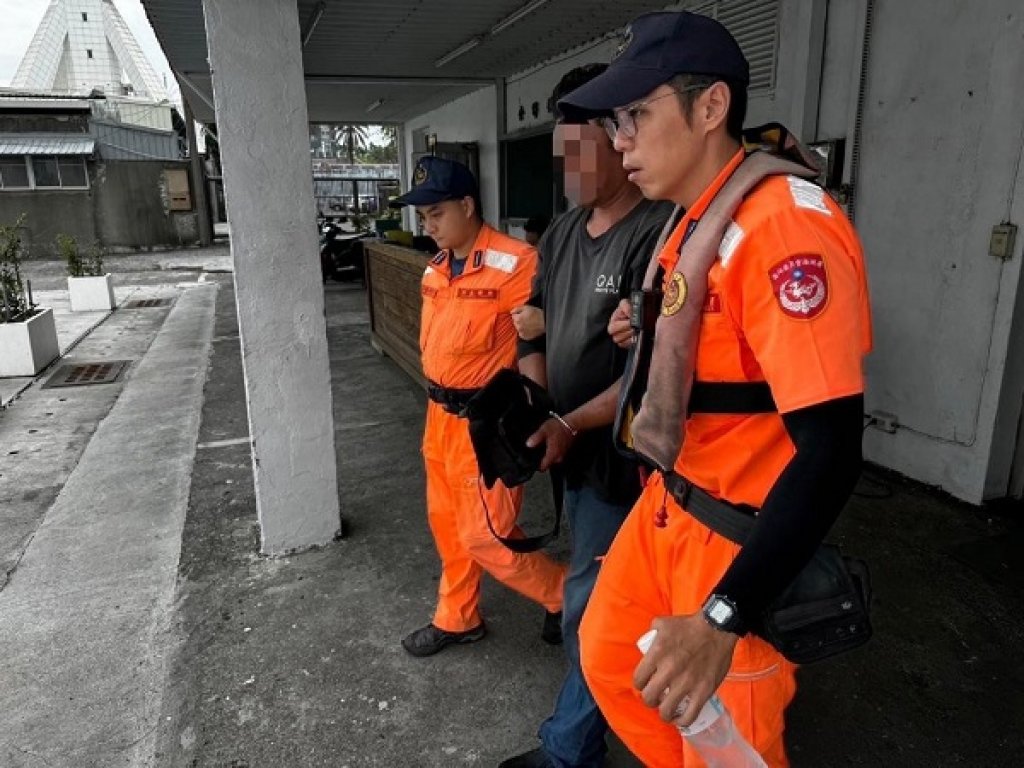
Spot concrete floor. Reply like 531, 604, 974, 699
0, 250, 1022, 767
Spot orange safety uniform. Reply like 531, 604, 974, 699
579, 150, 872, 767
420, 223, 566, 633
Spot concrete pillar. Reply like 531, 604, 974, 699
182, 96, 213, 246
202, 0, 341, 554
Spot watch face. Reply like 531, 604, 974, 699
708, 598, 735, 625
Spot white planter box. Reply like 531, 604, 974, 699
68, 274, 116, 312
0, 307, 60, 377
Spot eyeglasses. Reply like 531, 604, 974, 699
599, 84, 710, 141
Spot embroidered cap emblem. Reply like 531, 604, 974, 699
661, 272, 688, 316
413, 163, 428, 185
613, 26, 633, 60
769, 255, 829, 320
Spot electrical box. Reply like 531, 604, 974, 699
989, 222, 1017, 260
164, 168, 192, 211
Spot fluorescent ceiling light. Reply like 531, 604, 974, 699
435, 36, 482, 68
301, 1, 327, 47
490, 0, 549, 35
366, 98, 384, 114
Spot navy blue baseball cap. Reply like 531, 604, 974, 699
390, 156, 479, 208
558, 11, 749, 117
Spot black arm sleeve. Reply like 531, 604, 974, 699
711, 394, 864, 633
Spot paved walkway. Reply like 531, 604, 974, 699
0, 248, 1022, 767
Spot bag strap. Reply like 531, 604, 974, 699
688, 381, 777, 414
663, 472, 756, 546
481, 464, 564, 554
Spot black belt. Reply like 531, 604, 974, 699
663, 471, 758, 544
427, 381, 482, 416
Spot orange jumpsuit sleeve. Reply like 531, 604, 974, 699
499, 246, 539, 315
721, 200, 872, 414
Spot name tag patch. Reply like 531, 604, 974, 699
484, 249, 518, 273
421, 285, 438, 298
457, 288, 498, 300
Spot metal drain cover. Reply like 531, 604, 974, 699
123, 298, 172, 308
43, 361, 130, 388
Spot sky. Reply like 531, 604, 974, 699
0, 0, 177, 102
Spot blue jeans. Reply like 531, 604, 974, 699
538, 485, 631, 768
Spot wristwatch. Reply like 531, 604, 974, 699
701, 594, 744, 635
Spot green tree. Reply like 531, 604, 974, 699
337, 125, 373, 209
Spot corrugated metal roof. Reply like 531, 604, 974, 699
0, 134, 96, 156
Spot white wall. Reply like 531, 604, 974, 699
504, 38, 619, 136
402, 85, 499, 226
816, 0, 1024, 502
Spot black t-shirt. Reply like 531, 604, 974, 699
518, 198, 674, 503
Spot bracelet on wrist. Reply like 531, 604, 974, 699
548, 411, 578, 437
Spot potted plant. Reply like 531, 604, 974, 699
61, 234, 115, 312
0, 215, 59, 377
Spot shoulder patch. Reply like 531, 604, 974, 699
424, 265, 435, 276
769, 255, 829, 320
484, 249, 518, 273
787, 176, 832, 216
718, 221, 745, 267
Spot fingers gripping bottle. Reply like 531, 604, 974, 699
636, 629, 767, 768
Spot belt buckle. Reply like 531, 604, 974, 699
668, 472, 692, 508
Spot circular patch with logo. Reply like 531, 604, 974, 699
613, 26, 633, 60
661, 272, 687, 316
769, 255, 829, 319
413, 164, 428, 185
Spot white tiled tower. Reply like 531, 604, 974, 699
11, 0, 166, 100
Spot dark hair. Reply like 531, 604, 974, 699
551, 63, 609, 124
470, 193, 484, 222
524, 215, 550, 236
671, 74, 747, 141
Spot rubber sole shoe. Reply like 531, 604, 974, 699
541, 610, 563, 645
498, 747, 556, 768
401, 622, 486, 657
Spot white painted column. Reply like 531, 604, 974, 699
202, 0, 341, 553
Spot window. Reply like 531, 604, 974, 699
0, 158, 30, 189
87, 49, 93, 59
31, 156, 60, 187
58, 157, 88, 187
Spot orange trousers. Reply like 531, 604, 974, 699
422, 401, 566, 632
579, 472, 797, 767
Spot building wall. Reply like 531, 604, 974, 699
0, 188, 97, 258
2, 159, 199, 256
808, 0, 1024, 502
402, 86, 499, 227
93, 160, 198, 249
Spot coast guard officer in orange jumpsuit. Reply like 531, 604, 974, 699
392, 157, 566, 658
558, 11, 872, 766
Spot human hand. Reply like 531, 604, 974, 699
633, 613, 738, 727
525, 416, 576, 471
607, 298, 634, 349
511, 305, 545, 341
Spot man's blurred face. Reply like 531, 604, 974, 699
554, 123, 625, 208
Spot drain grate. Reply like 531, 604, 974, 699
123, 298, 172, 309
43, 360, 130, 389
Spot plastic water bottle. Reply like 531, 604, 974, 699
636, 630, 768, 768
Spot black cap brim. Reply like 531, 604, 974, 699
557, 63, 673, 118
389, 188, 457, 208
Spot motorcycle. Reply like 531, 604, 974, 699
319, 217, 372, 283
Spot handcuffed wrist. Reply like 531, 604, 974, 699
548, 411, 578, 438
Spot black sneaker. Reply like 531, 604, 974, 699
541, 610, 563, 645
498, 747, 556, 768
401, 622, 486, 657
